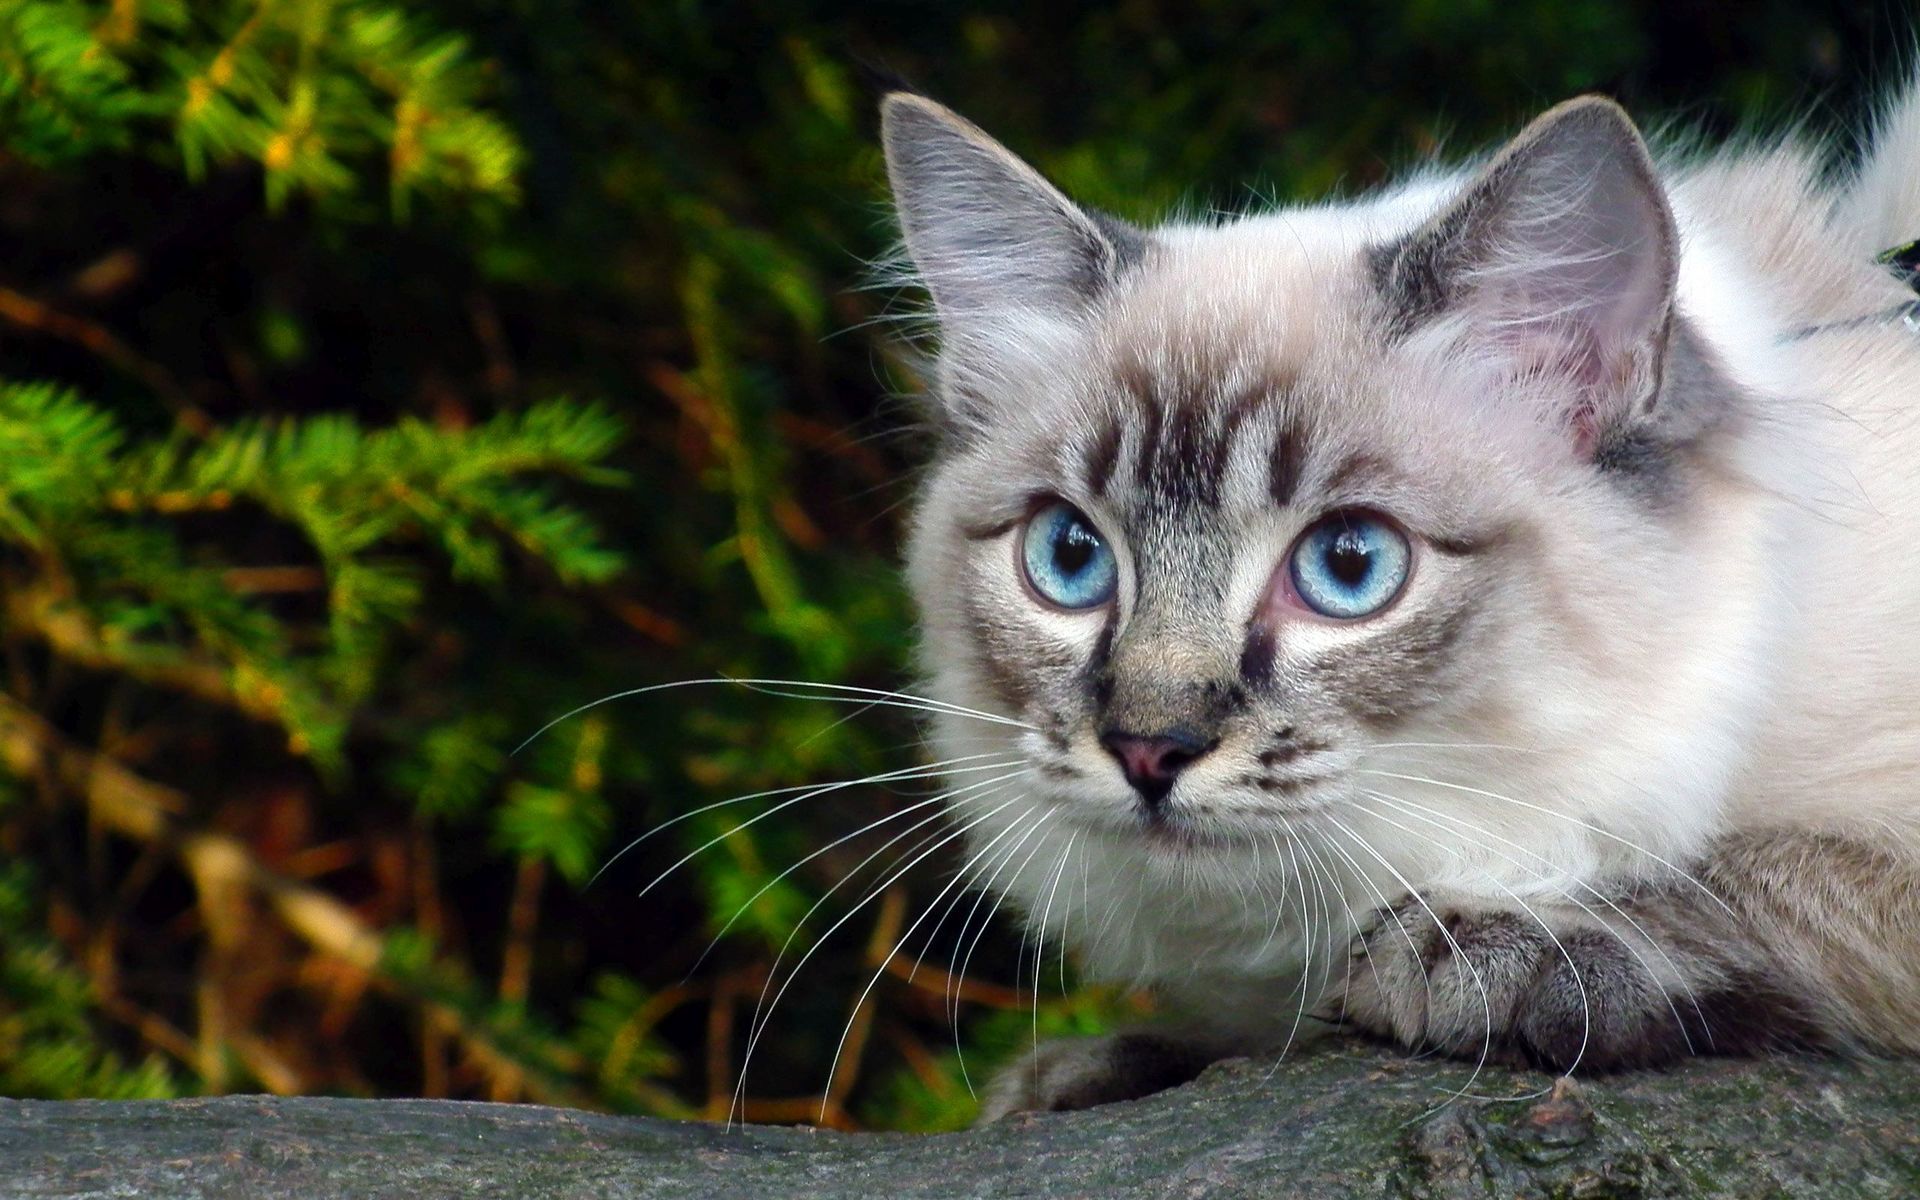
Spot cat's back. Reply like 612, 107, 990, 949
1681, 112, 1920, 826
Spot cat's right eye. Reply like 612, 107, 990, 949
1288, 510, 1411, 619
1020, 501, 1118, 610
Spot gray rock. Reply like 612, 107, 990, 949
6, 1044, 1920, 1198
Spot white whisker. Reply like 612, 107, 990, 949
516, 675, 1034, 755
821, 800, 1047, 1118
592, 751, 1021, 887
1029, 830, 1082, 1077
952, 810, 1062, 1097
631, 759, 1026, 903
1356, 768, 1737, 920
1358, 787, 1704, 1054
731, 788, 1031, 1127
684, 767, 1031, 977
1344, 797, 1593, 1094
1319, 810, 1496, 1103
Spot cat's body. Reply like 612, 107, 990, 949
881, 76, 1920, 1119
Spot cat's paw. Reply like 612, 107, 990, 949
974, 1032, 1221, 1123
1328, 898, 1702, 1072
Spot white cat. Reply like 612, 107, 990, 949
880, 77, 1920, 1118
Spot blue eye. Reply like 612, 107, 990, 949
1289, 512, 1411, 619
1021, 502, 1118, 610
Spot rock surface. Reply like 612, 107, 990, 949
7, 1044, 1920, 1198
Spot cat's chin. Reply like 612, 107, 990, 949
1068, 806, 1318, 859
1134, 816, 1233, 857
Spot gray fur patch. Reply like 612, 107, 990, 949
1313, 600, 1476, 730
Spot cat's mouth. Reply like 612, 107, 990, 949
1077, 802, 1327, 856
1136, 812, 1225, 853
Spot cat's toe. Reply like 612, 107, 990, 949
974, 1032, 1219, 1123
1508, 926, 1694, 1071
1334, 900, 1682, 1068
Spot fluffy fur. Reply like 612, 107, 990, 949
880, 76, 1920, 1120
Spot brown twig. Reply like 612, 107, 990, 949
703, 970, 737, 1122
0, 283, 213, 435
4, 585, 288, 733
498, 854, 546, 1008
221, 566, 328, 596
0, 695, 593, 1109
603, 597, 688, 647
884, 1023, 951, 1098
884, 955, 1030, 1010
468, 293, 518, 398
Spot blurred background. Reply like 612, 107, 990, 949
0, 0, 1903, 1131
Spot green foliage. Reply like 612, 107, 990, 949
0, 0, 519, 211
0, 859, 177, 1100
0, 382, 624, 768
0, 778, 173, 1100
0, 0, 1895, 1132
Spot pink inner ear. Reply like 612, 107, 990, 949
1569, 400, 1602, 460
1437, 108, 1677, 458
1502, 325, 1617, 459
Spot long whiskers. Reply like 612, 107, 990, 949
1302, 826, 1431, 1046
1344, 798, 1594, 1092
1318, 810, 1497, 1104
629, 757, 1027, 904
515, 676, 1035, 756
683, 765, 1032, 978
593, 750, 1021, 888
1356, 787, 1705, 1055
1275, 832, 1325, 1062
821, 804, 1055, 1119
1356, 767, 1736, 919
951, 810, 1061, 1096
1028, 829, 1082, 1079
731, 785, 1033, 1125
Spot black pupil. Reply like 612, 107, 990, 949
1325, 528, 1374, 588
1052, 518, 1097, 576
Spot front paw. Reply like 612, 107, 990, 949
1329, 898, 1700, 1072
975, 1032, 1221, 1123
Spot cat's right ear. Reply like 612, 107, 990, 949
1371, 97, 1681, 460
880, 93, 1141, 350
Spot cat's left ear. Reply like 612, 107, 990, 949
880, 92, 1143, 360
1373, 97, 1679, 455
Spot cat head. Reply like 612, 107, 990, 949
881, 91, 1782, 949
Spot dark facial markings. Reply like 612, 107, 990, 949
962, 513, 1026, 541
1039, 710, 1072, 753
1320, 451, 1391, 499
1269, 421, 1303, 508
982, 356, 1495, 776
1092, 363, 1301, 513
1234, 773, 1299, 792
1085, 415, 1124, 497
1366, 213, 1474, 342
1258, 745, 1298, 768
962, 587, 1049, 711
1311, 599, 1476, 729
1128, 372, 1166, 493
1239, 625, 1278, 690
1085, 614, 1118, 708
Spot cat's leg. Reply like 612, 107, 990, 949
975, 1027, 1243, 1122
1324, 829, 1898, 1070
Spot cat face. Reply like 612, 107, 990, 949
885, 93, 1785, 973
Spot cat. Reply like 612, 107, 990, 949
878, 73, 1920, 1121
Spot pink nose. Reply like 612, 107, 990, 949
1100, 729, 1214, 809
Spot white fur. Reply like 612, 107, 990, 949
892, 73, 1920, 1046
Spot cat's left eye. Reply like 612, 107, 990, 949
1020, 501, 1118, 610
1288, 511, 1411, 619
